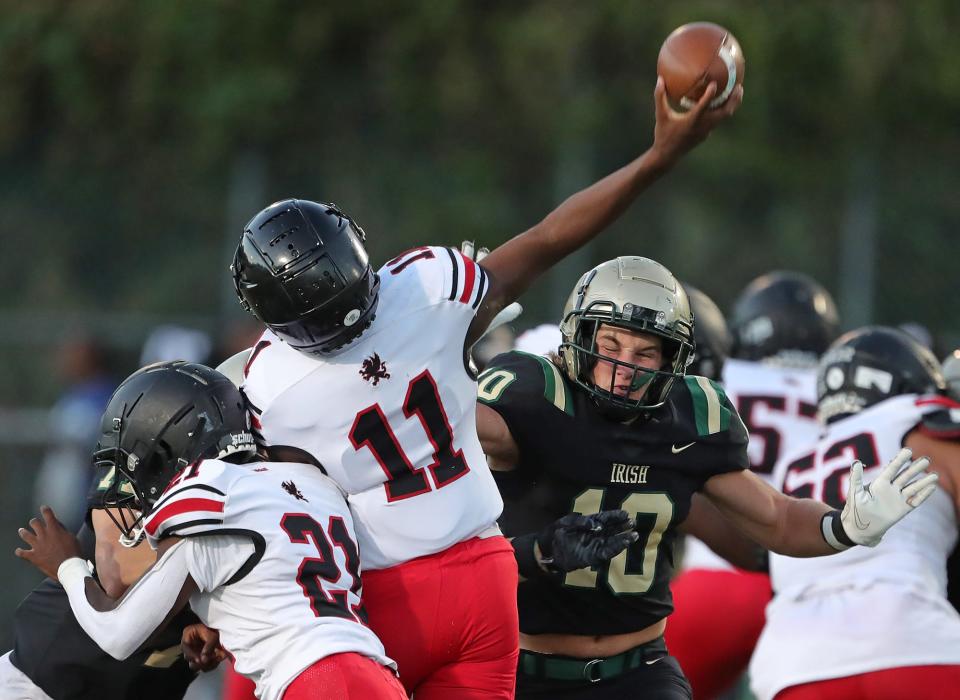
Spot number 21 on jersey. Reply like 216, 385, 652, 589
564, 488, 674, 594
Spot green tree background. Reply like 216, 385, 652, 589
2, 1, 958, 403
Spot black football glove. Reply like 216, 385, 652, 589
513, 510, 639, 579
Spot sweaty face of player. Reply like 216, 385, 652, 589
589, 324, 665, 400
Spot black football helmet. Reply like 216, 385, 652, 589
684, 284, 732, 381
95, 361, 256, 545
817, 326, 946, 424
730, 271, 839, 366
232, 199, 380, 355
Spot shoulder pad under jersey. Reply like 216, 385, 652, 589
671, 376, 750, 468
380, 245, 488, 309
479, 350, 574, 416
144, 460, 243, 546
917, 396, 960, 441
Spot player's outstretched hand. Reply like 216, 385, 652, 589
14, 506, 82, 579
182, 623, 228, 672
840, 448, 938, 547
539, 510, 639, 573
650, 77, 742, 166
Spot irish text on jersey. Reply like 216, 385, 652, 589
610, 463, 649, 484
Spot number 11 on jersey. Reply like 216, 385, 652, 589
349, 370, 471, 502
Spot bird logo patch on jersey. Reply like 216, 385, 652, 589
282, 480, 307, 502
359, 353, 391, 385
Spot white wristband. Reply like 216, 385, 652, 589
820, 511, 854, 552
57, 557, 94, 588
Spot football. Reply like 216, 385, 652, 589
657, 22, 744, 110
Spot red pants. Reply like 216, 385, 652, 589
222, 663, 257, 700
362, 535, 519, 699
282, 653, 406, 699
775, 664, 960, 699
666, 569, 771, 699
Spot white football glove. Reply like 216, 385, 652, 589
823, 448, 938, 549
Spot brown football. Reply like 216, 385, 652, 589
657, 22, 744, 110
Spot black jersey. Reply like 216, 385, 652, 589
480, 351, 749, 636
9, 464, 198, 700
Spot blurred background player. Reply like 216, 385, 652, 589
476, 257, 934, 699
750, 327, 960, 700
14, 361, 405, 700
514, 324, 564, 358
943, 349, 960, 402
234, 79, 742, 699
669, 271, 840, 698
680, 284, 733, 382
33, 335, 117, 532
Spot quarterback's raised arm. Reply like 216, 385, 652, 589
467, 79, 741, 346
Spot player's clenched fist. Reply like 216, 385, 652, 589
512, 510, 639, 579
182, 623, 228, 672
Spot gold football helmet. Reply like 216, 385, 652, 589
559, 256, 694, 414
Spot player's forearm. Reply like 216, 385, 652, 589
529, 147, 673, 264
58, 541, 191, 660
483, 148, 673, 303
707, 479, 837, 558
767, 496, 838, 557
681, 493, 768, 571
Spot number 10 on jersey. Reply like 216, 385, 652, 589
565, 489, 674, 594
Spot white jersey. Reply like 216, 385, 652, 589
243, 246, 504, 570
144, 458, 391, 700
683, 358, 820, 571
749, 395, 960, 700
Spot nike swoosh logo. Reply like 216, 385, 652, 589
852, 499, 871, 530
645, 657, 664, 665
671, 442, 695, 454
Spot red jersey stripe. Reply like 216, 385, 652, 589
146, 497, 225, 536
457, 251, 476, 304
244, 340, 272, 378
916, 396, 960, 409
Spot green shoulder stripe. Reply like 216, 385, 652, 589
684, 375, 732, 435
515, 351, 574, 416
